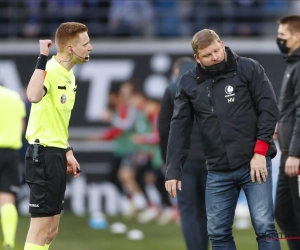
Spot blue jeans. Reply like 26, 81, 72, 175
206, 158, 281, 250
177, 161, 208, 250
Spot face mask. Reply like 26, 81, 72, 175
205, 59, 226, 75
276, 37, 290, 54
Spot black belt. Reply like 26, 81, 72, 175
29, 144, 65, 152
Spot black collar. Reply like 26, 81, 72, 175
196, 47, 237, 83
284, 47, 300, 63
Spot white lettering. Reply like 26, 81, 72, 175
65, 177, 122, 216
225, 93, 235, 98
228, 97, 235, 103
76, 60, 134, 121
29, 204, 39, 207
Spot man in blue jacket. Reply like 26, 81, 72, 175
165, 29, 280, 250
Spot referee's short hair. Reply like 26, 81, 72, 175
55, 22, 88, 52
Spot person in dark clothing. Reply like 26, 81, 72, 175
158, 57, 208, 250
164, 29, 280, 250
274, 15, 300, 250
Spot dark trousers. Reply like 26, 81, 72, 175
177, 161, 209, 250
275, 154, 300, 250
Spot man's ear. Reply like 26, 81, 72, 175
194, 54, 201, 64
66, 45, 73, 54
220, 40, 225, 52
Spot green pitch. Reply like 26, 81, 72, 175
1, 213, 289, 250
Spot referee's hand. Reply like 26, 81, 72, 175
66, 151, 81, 178
39, 39, 52, 56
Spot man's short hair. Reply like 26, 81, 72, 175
279, 15, 300, 34
191, 29, 221, 55
55, 22, 88, 52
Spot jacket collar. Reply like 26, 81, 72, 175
196, 47, 237, 83
283, 47, 300, 63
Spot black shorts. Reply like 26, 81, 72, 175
0, 148, 20, 196
25, 145, 67, 216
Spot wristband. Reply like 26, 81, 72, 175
66, 146, 73, 153
254, 140, 269, 156
35, 54, 48, 70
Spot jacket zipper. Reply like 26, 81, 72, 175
206, 74, 234, 113
207, 85, 214, 112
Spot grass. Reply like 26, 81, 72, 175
1, 213, 290, 250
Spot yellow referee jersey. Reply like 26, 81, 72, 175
26, 56, 76, 148
0, 86, 26, 149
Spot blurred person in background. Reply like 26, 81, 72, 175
164, 29, 280, 250
24, 22, 92, 250
0, 86, 26, 250
98, 81, 149, 216
99, 85, 176, 223
23, 0, 42, 37
125, 90, 158, 220
108, 0, 154, 37
158, 57, 208, 250
132, 95, 177, 225
0, 1, 9, 37
152, 0, 180, 37
23, 0, 84, 38
19, 88, 32, 183
274, 15, 300, 250
46, 0, 83, 35
82, 0, 111, 37
231, 0, 264, 37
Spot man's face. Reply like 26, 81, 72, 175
194, 40, 225, 67
277, 24, 300, 54
71, 32, 93, 63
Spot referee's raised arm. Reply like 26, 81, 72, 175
27, 40, 52, 103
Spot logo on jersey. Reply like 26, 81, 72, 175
225, 85, 234, 94
61, 94, 67, 104
225, 85, 235, 103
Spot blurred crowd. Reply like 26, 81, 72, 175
0, 0, 297, 38
92, 80, 177, 225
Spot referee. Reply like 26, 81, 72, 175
0, 85, 26, 250
24, 22, 92, 250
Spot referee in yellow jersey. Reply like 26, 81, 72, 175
0, 86, 26, 250
24, 22, 92, 250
